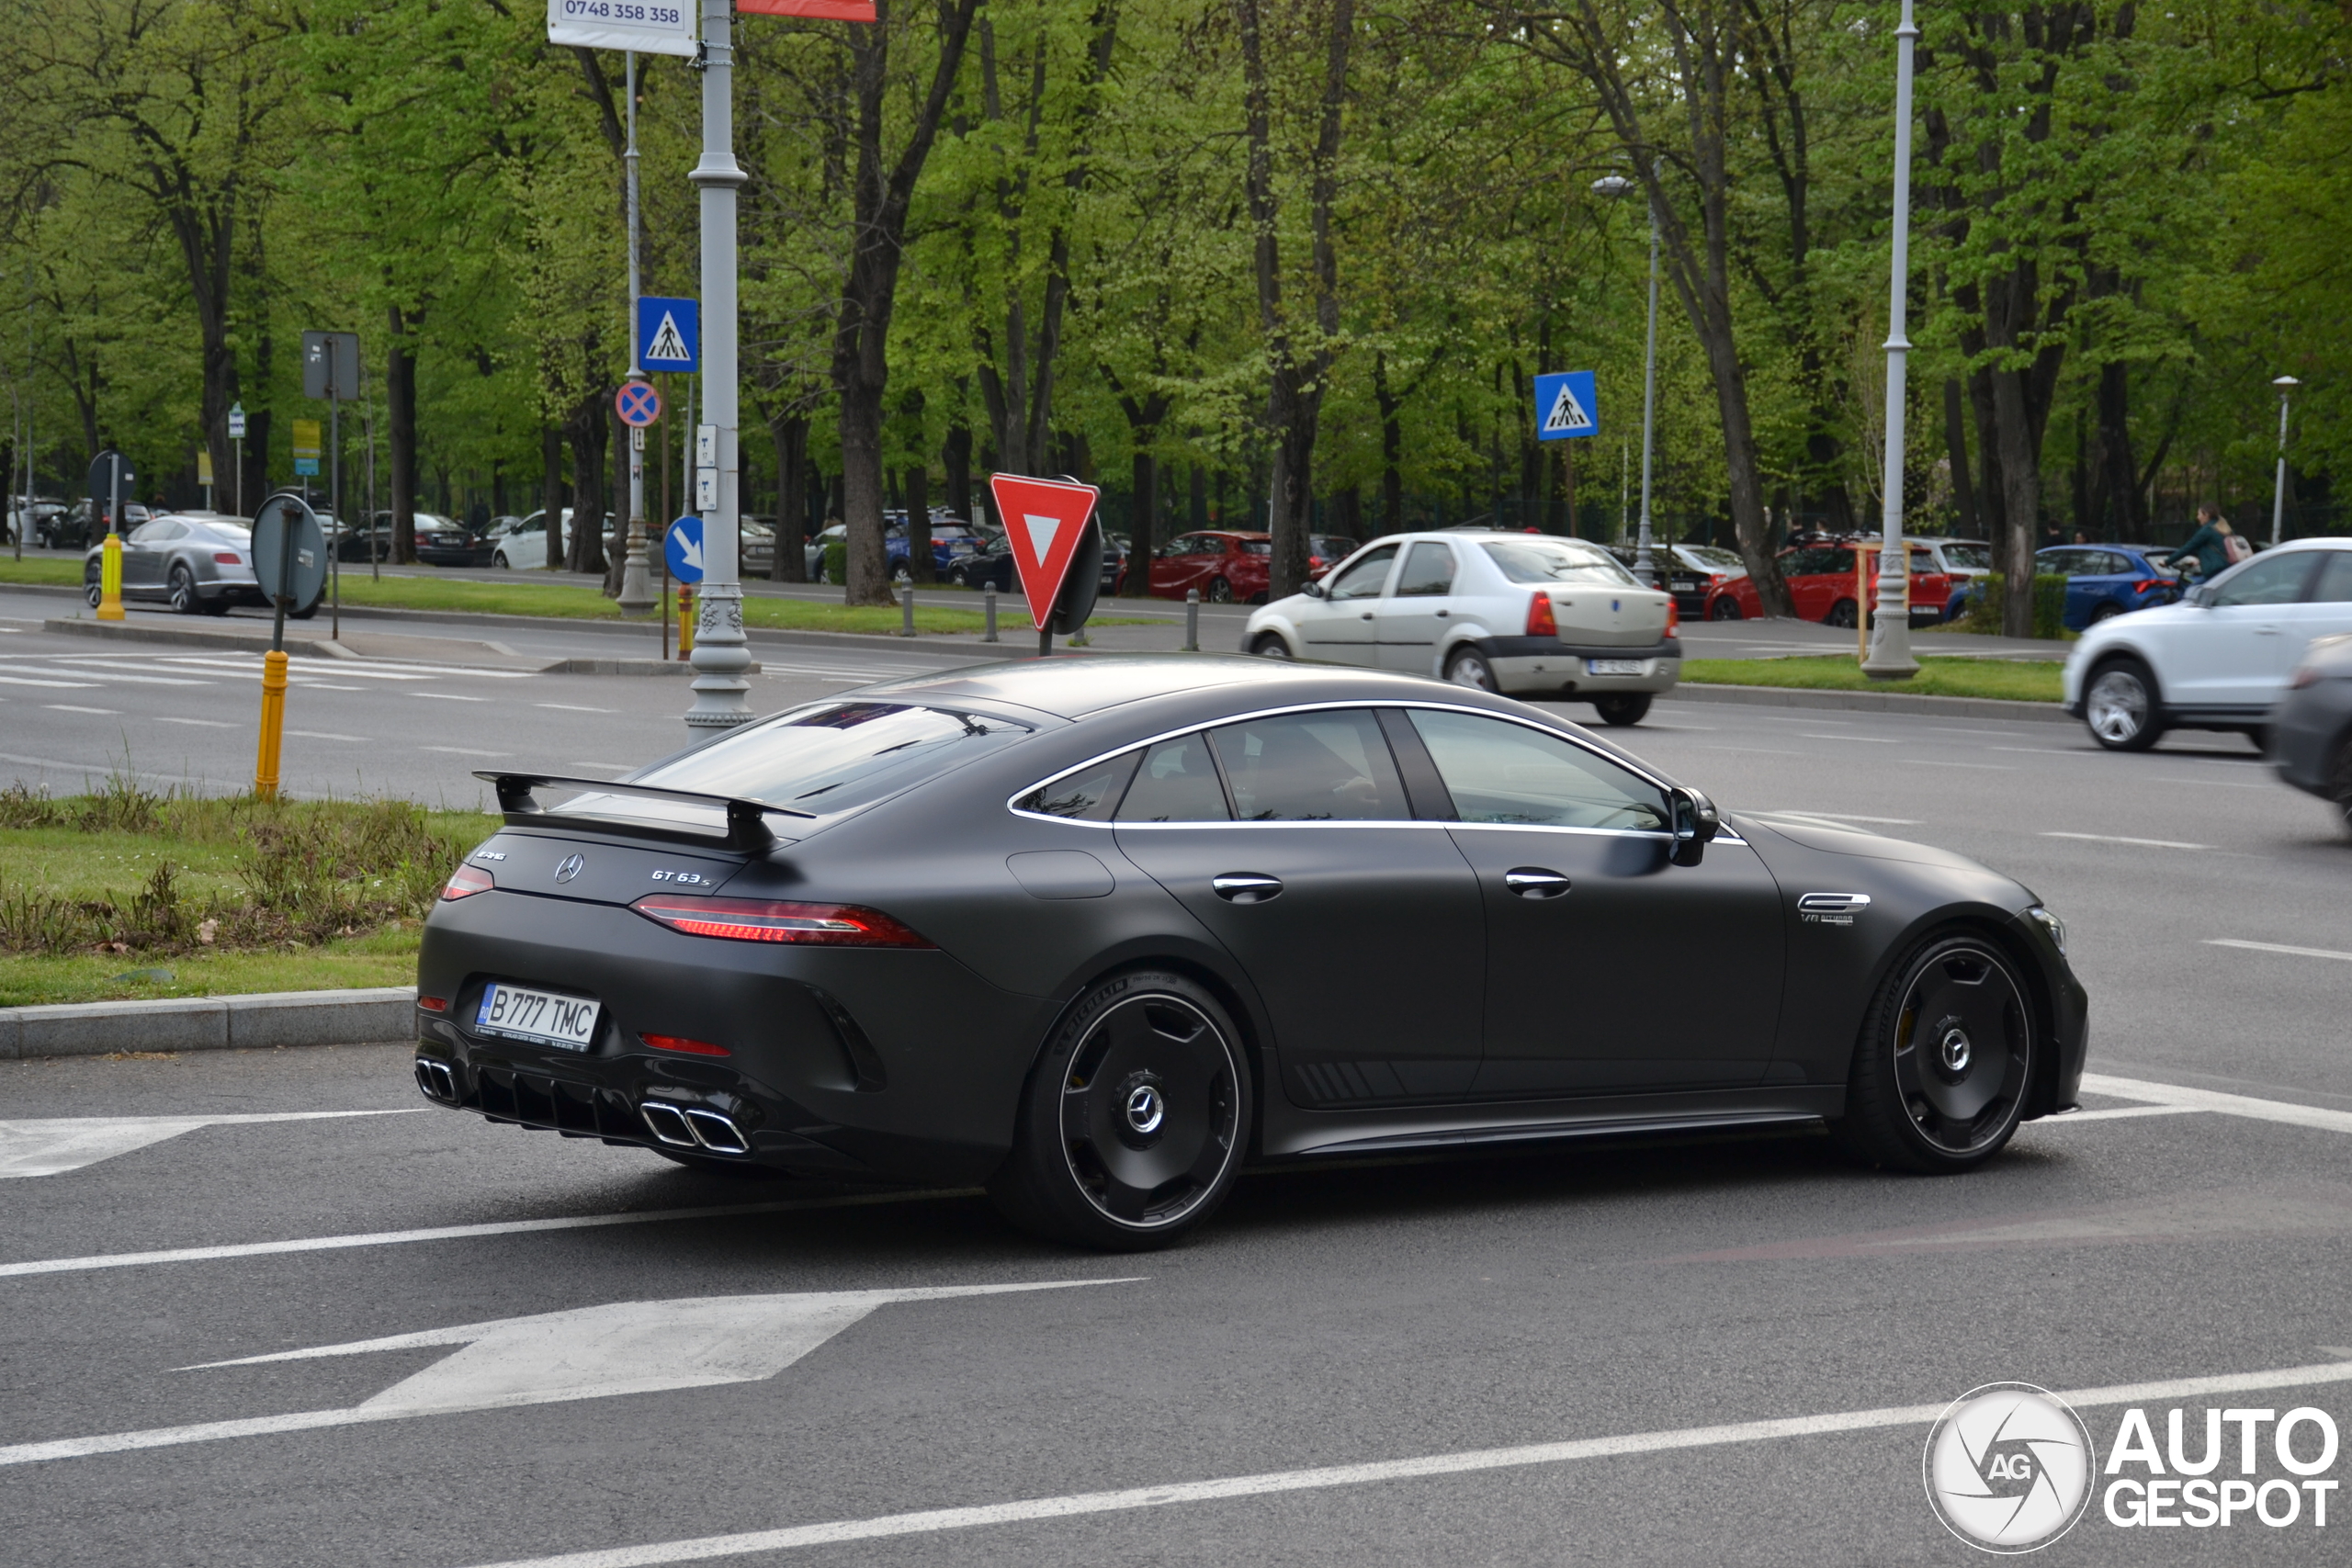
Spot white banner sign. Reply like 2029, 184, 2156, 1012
547, 0, 697, 58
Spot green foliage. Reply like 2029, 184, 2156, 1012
1957, 574, 2071, 641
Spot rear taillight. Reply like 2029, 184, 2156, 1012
631, 895, 933, 947
441, 864, 494, 900
2132, 579, 2160, 593
1526, 592, 1558, 637
1666, 598, 1680, 635
640, 1032, 730, 1057
213, 552, 241, 565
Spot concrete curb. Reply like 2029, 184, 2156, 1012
40, 616, 365, 660
1667, 682, 2072, 723
0, 986, 416, 1060
543, 658, 763, 675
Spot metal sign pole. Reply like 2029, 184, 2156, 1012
330, 379, 342, 640
683, 0, 752, 728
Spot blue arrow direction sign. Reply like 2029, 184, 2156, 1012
663, 515, 705, 584
1532, 371, 1600, 441
637, 297, 699, 373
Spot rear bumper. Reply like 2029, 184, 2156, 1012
1482, 636, 1680, 697
2269, 684, 2349, 796
412, 890, 1052, 1183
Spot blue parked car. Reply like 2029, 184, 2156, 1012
883, 512, 986, 581
2036, 543, 2183, 629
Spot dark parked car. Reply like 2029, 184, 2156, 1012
2034, 544, 2183, 629
53, 499, 153, 549
369, 511, 492, 567
82, 512, 321, 617
415, 655, 2086, 1250
2269, 632, 2352, 831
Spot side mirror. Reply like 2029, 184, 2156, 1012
1668, 787, 1719, 867
1302, 580, 1327, 599
2188, 583, 2216, 608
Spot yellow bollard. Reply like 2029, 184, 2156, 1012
97, 534, 124, 621
254, 649, 288, 800
677, 582, 696, 658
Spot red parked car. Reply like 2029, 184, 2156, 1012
1777, 541, 1952, 627
1148, 530, 1273, 603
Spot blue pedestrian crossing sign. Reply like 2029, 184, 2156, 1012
637, 297, 699, 374
663, 515, 705, 584
1532, 370, 1600, 441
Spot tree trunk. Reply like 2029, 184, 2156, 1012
1560, 446, 1577, 537
831, 0, 984, 607
1989, 364, 2041, 636
542, 423, 565, 570
604, 403, 628, 596
565, 399, 608, 575
903, 461, 933, 584
387, 304, 420, 565
1125, 448, 1157, 595
944, 420, 972, 525
2093, 359, 2142, 536
1942, 378, 1980, 536
770, 412, 807, 582
1189, 463, 1207, 530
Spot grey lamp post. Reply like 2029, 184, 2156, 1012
684, 0, 752, 728
1591, 172, 1660, 587
2269, 375, 2300, 547
616, 50, 655, 619
1860, 0, 1922, 680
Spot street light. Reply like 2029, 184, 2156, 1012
1591, 172, 1661, 588
684, 0, 752, 728
2270, 375, 2300, 547
1860, 0, 1921, 681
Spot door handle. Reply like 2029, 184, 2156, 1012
1361, 611, 1374, 620
1503, 868, 1572, 898
1211, 873, 1283, 904
1434, 609, 1449, 617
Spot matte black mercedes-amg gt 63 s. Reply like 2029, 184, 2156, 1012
415, 655, 2086, 1250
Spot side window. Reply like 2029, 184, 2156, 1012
1326, 543, 1398, 601
1826, 549, 1856, 577
1784, 549, 1826, 577
2211, 552, 2314, 608
1393, 542, 1457, 598
1408, 709, 1668, 832
2307, 552, 2352, 604
1210, 710, 1408, 822
130, 520, 182, 544
1115, 735, 1229, 822
1019, 751, 1140, 821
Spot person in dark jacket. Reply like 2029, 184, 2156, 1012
2165, 506, 2235, 582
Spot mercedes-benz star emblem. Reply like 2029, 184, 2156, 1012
1125, 1084, 1165, 1135
553, 853, 586, 885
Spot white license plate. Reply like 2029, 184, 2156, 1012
1587, 659, 1647, 676
474, 984, 601, 1051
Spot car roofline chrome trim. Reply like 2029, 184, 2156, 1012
1005, 695, 1695, 830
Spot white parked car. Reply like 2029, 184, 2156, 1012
2064, 537, 2352, 750
1242, 530, 1679, 727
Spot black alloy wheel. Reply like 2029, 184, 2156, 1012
990, 970, 1250, 1250
1250, 632, 1292, 659
1593, 694, 1652, 727
1206, 576, 1235, 604
1708, 597, 1743, 621
1444, 647, 1498, 692
2084, 655, 2163, 751
1826, 599, 1860, 629
167, 563, 198, 615
1836, 931, 2035, 1174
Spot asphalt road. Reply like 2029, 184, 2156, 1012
5, 604, 2350, 1563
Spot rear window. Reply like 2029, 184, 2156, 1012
616, 702, 1033, 818
1680, 546, 1744, 571
1482, 538, 1637, 586
1941, 545, 1994, 570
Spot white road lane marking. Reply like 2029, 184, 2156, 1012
537, 703, 614, 713
1991, 746, 2098, 757
286, 729, 366, 741
43, 705, 118, 715
2154, 776, 2271, 789
2083, 1072, 2352, 1135
1901, 759, 2013, 771
2207, 939, 2352, 964
422, 746, 509, 757
0, 1188, 984, 1278
447, 1358, 2352, 1568
0, 1110, 425, 1179
0, 675, 100, 687
154, 716, 234, 728
0, 1281, 1135, 1468
2041, 831, 2211, 850
412, 691, 488, 701
1798, 733, 1902, 743
294, 682, 366, 691
7, 668, 214, 685
2041, 1104, 2203, 1122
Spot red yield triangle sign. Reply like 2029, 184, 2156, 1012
989, 473, 1101, 628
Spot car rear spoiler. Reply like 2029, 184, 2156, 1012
474, 772, 808, 855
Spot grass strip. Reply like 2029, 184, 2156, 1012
1680, 656, 2064, 703
0, 935, 421, 1009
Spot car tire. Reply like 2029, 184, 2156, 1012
1593, 694, 1651, 727
1444, 647, 1498, 691
1250, 631, 1291, 659
2084, 655, 2164, 752
1206, 576, 1235, 604
2088, 602, 2120, 625
2329, 738, 2352, 836
493, 550, 510, 570
989, 969, 1251, 1251
167, 564, 199, 615
288, 598, 321, 621
83, 566, 102, 608
1832, 929, 2036, 1175
1826, 599, 1859, 629
1707, 597, 1742, 621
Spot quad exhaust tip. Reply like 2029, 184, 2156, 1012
413, 1058, 458, 1102
639, 1100, 751, 1156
